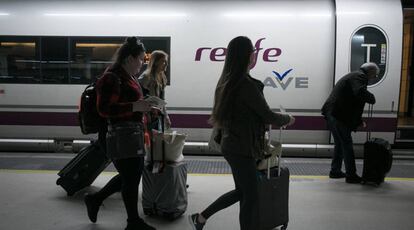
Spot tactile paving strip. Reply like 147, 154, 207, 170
0, 153, 413, 177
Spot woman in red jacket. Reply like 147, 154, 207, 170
84, 37, 156, 230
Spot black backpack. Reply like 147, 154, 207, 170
78, 81, 105, 134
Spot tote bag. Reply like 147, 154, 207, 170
148, 130, 186, 162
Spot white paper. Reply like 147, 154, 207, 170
145, 96, 166, 108
279, 105, 286, 114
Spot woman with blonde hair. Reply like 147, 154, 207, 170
139, 50, 171, 128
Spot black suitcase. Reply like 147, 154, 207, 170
362, 137, 393, 186
56, 142, 111, 196
257, 125, 289, 230
362, 104, 393, 186
257, 167, 289, 230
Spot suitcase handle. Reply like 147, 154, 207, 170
366, 104, 373, 141
148, 111, 166, 173
266, 124, 283, 179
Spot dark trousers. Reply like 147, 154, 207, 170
94, 157, 144, 222
326, 115, 357, 176
201, 155, 259, 230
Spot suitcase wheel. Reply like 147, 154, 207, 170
143, 208, 154, 216
281, 223, 288, 230
56, 178, 63, 186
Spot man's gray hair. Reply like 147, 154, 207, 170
360, 62, 380, 76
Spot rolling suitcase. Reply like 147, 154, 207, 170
362, 105, 393, 186
142, 161, 188, 220
257, 125, 289, 230
56, 142, 111, 196
142, 114, 188, 220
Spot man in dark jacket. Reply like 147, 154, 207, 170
322, 62, 379, 183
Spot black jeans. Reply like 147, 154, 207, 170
201, 155, 259, 230
94, 157, 144, 222
326, 115, 357, 176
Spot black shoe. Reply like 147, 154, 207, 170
329, 171, 346, 179
346, 174, 362, 184
188, 213, 205, 230
125, 218, 156, 230
84, 193, 101, 223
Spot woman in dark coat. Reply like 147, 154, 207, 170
188, 36, 295, 230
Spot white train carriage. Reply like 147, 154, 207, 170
0, 0, 404, 155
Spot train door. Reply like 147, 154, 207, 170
334, 0, 403, 146
396, 9, 414, 146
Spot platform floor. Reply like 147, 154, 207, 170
0, 169, 413, 230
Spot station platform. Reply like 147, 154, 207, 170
0, 153, 413, 230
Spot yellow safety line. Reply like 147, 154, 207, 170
1, 169, 413, 181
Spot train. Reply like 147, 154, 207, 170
0, 0, 404, 156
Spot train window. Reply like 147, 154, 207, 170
350, 26, 388, 86
0, 36, 170, 85
70, 37, 124, 84
0, 36, 41, 83
41, 37, 69, 84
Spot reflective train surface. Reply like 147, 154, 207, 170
0, 0, 404, 155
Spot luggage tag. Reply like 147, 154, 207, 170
151, 161, 166, 174
152, 161, 161, 173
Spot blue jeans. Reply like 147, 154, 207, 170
326, 115, 357, 176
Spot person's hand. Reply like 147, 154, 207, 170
286, 115, 295, 127
165, 116, 172, 129
132, 100, 151, 112
362, 121, 367, 128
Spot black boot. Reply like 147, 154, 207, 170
84, 193, 102, 223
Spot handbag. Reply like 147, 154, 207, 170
148, 130, 186, 162
106, 122, 145, 160
208, 127, 222, 153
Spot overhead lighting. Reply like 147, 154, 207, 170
1, 42, 36, 47
223, 11, 294, 19
119, 12, 187, 18
44, 12, 187, 18
302, 13, 333, 18
44, 13, 113, 17
76, 43, 122, 48
0, 13, 9, 16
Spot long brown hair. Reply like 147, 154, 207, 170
210, 36, 254, 127
143, 50, 168, 88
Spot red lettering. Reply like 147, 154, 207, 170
195, 47, 211, 61
210, 48, 226, 61
195, 38, 283, 69
263, 48, 281, 62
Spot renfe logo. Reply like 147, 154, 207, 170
194, 38, 282, 69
